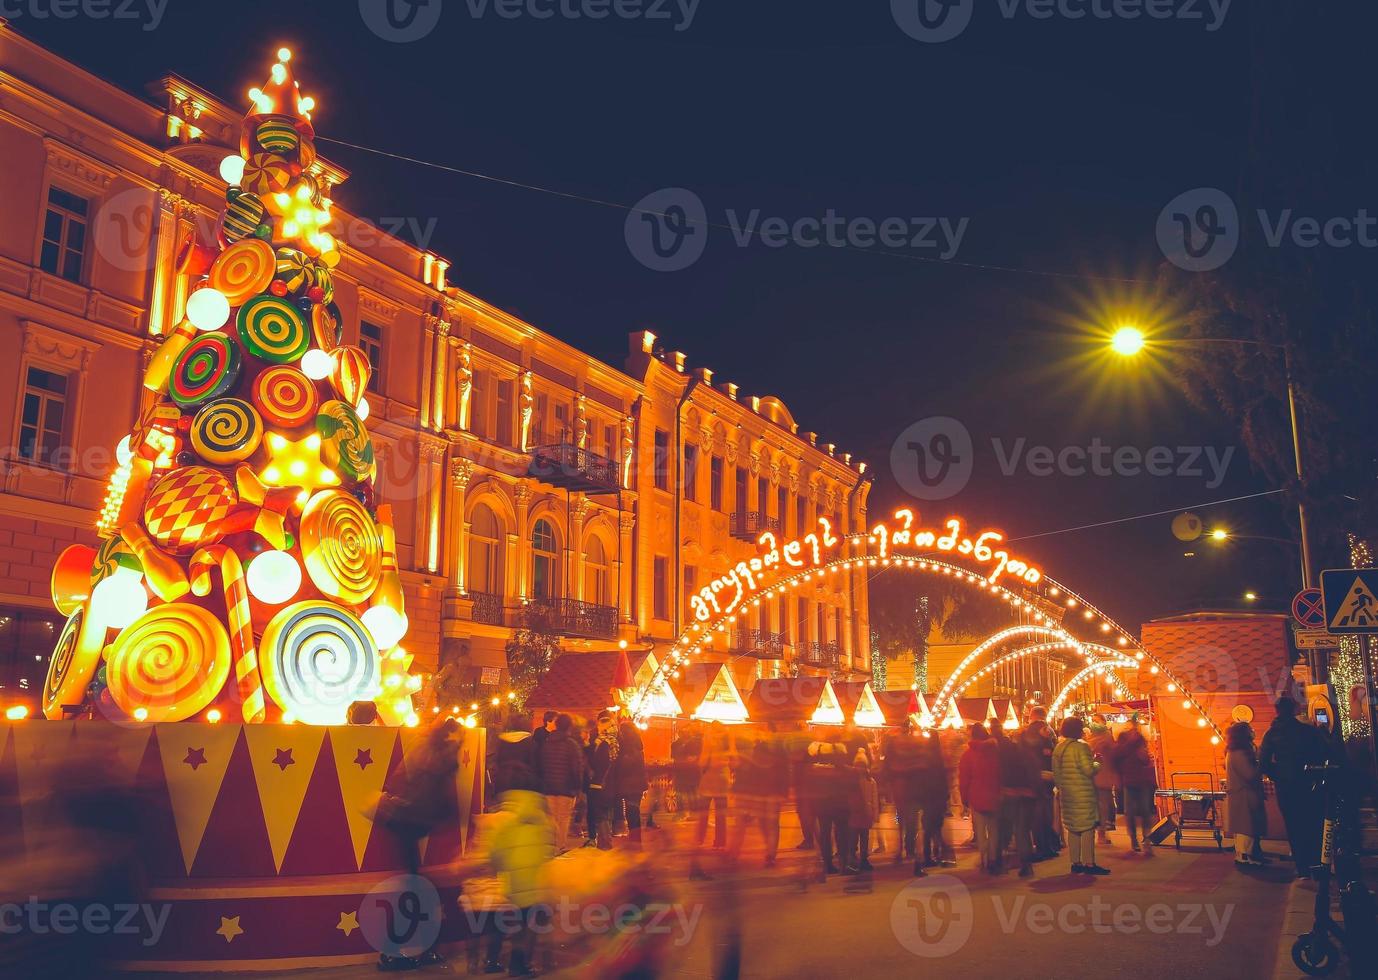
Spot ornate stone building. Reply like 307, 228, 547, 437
0, 25, 869, 704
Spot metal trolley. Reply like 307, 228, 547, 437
1154, 771, 1225, 850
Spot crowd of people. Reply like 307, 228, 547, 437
472, 703, 1194, 884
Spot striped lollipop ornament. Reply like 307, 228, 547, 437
190, 546, 265, 723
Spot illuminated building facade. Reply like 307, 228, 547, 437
0, 26, 870, 702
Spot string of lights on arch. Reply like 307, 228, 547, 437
627, 509, 1225, 745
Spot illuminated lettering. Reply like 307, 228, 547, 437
783, 540, 804, 567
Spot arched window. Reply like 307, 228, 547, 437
467, 502, 504, 595
585, 534, 611, 606
531, 519, 559, 600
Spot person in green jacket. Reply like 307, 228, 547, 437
1052, 717, 1110, 876
487, 789, 556, 975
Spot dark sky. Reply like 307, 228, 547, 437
18, 0, 1349, 628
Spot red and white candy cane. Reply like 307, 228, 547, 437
190, 545, 266, 722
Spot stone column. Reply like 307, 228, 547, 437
147, 190, 181, 337
419, 315, 437, 431
430, 318, 450, 431
570, 495, 590, 602
447, 458, 475, 593
618, 507, 635, 625
513, 480, 533, 598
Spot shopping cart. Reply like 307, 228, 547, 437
1154, 771, 1225, 850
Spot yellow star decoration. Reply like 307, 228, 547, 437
260, 432, 340, 506
216, 915, 244, 943
336, 911, 360, 937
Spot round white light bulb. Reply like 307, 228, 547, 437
246, 550, 302, 605
186, 289, 231, 331
301, 348, 334, 381
219, 155, 247, 186
90, 569, 148, 630
362, 606, 408, 651
356, 397, 371, 422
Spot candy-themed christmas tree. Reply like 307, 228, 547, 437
43, 49, 419, 727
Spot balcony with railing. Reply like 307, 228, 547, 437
527, 443, 621, 493
467, 590, 505, 627
733, 629, 786, 660
801, 640, 841, 670
730, 510, 780, 542
522, 597, 619, 640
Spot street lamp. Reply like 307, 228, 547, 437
1110, 332, 1314, 589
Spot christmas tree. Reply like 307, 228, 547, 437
43, 49, 418, 727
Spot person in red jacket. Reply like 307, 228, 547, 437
958, 725, 1002, 874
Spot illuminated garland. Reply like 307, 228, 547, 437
629, 507, 1225, 742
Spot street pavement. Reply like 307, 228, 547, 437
147, 816, 1300, 980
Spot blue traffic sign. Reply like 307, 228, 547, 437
1291, 588, 1326, 628
1320, 569, 1378, 634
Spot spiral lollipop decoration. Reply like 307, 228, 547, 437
259, 601, 381, 726
42, 606, 100, 720
190, 398, 264, 465
299, 488, 382, 604
237, 295, 311, 364
316, 400, 376, 483
208, 239, 276, 305
170, 332, 243, 408
106, 603, 231, 723
274, 248, 314, 295
252, 364, 319, 428
241, 151, 292, 197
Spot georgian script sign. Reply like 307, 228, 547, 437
689, 509, 1041, 624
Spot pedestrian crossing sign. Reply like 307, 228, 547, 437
1320, 568, 1378, 634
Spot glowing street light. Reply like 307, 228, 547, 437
1110, 326, 1146, 356
1210, 528, 1229, 541
1244, 591, 1258, 601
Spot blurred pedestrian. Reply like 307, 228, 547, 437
958, 724, 1001, 874
671, 720, 703, 820
696, 722, 733, 849
916, 732, 952, 868
807, 737, 852, 879
492, 713, 538, 797
729, 732, 786, 867
531, 710, 557, 779
485, 789, 555, 976
995, 724, 1039, 877
1054, 716, 1109, 876
587, 712, 618, 850
1086, 713, 1118, 846
1259, 694, 1331, 877
882, 721, 925, 868
1110, 713, 1158, 857
613, 721, 649, 847
538, 713, 584, 852
849, 748, 880, 873
1226, 721, 1269, 866
1021, 706, 1059, 859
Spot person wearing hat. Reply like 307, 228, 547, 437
1053, 717, 1110, 876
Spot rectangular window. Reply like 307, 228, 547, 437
554, 400, 569, 443
604, 423, 618, 460
710, 456, 724, 511
780, 597, 792, 641
653, 556, 669, 620
683, 565, 697, 607
653, 428, 670, 491
734, 468, 747, 515
470, 369, 490, 437
683, 443, 699, 502
533, 392, 548, 446
496, 378, 514, 447
359, 322, 384, 394
778, 487, 789, 533
18, 367, 68, 465
39, 186, 89, 283
757, 477, 769, 515
796, 496, 807, 535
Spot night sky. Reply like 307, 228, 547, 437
16, 0, 1353, 629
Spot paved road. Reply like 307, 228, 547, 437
147, 820, 1294, 979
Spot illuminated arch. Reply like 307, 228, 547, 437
1049, 658, 1139, 718
945, 640, 1083, 703
933, 625, 1083, 711
628, 508, 1224, 744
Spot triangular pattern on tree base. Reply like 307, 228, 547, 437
278, 731, 356, 875
191, 727, 276, 877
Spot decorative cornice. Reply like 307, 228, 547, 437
357, 286, 403, 322
43, 137, 119, 192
